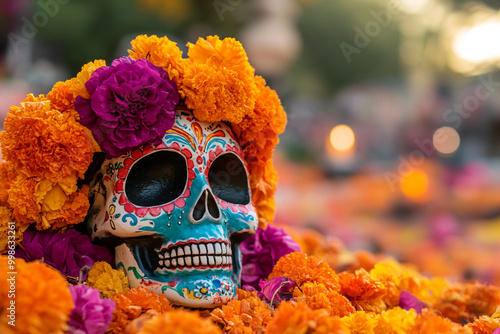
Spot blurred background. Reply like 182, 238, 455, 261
2, 0, 500, 284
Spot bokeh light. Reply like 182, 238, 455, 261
329, 125, 355, 152
453, 20, 500, 64
433, 126, 460, 156
400, 169, 429, 201
399, 0, 431, 14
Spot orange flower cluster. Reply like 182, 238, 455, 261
268, 252, 340, 291
0, 90, 96, 234
295, 282, 355, 317
266, 301, 348, 334
258, 251, 500, 333
137, 310, 222, 334
128, 34, 286, 227
0, 256, 74, 333
210, 290, 273, 333
413, 308, 471, 334
432, 282, 500, 324
108, 286, 173, 333
128, 34, 185, 86
339, 269, 387, 313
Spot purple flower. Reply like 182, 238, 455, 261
75, 57, 179, 158
15, 228, 113, 280
240, 225, 301, 289
399, 290, 427, 314
68, 285, 115, 334
493, 328, 500, 334
258, 277, 296, 305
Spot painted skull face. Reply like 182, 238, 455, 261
86, 109, 258, 307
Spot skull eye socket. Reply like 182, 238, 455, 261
208, 152, 250, 205
125, 150, 187, 207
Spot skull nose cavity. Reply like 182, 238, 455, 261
191, 189, 221, 223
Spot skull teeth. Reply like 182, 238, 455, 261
154, 240, 232, 271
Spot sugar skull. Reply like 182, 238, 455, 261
86, 108, 258, 307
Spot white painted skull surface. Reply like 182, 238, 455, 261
86, 108, 258, 307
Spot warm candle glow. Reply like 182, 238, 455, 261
400, 169, 429, 201
433, 126, 460, 156
329, 125, 355, 152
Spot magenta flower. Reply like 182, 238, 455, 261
75, 57, 179, 158
15, 228, 113, 280
68, 285, 115, 334
240, 225, 301, 289
399, 290, 427, 314
258, 277, 296, 305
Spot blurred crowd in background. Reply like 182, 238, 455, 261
2, 0, 500, 285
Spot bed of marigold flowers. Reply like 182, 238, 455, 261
2, 248, 500, 333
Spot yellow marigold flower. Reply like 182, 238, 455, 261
268, 252, 341, 292
341, 310, 378, 334
466, 315, 500, 334
414, 308, 472, 334
433, 282, 500, 324
370, 258, 429, 308
86, 261, 130, 299
128, 34, 185, 86
210, 290, 273, 333
138, 310, 222, 334
181, 35, 257, 124
0, 257, 74, 333
8, 174, 90, 231
0, 206, 28, 253
70, 59, 106, 99
339, 269, 387, 313
296, 282, 355, 317
265, 301, 348, 334
373, 307, 417, 334
416, 276, 449, 305
108, 286, 173, 334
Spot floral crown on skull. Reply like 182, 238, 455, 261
0, 34, 286, 250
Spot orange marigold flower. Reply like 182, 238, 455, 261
108, 286, 173, 334
466, 315, 500, 334
181, 35, 257, 124
235, 75, 285, 135
46, 79, 79, 118
0, 162, 15, 206
0, 257, 74, 333
265, 301, 348, 334
414, 308, 472, 334
7, 175, 40, 224
433, 282, 500, 324
339, 269, 387, 313
138, 310, 222, 334
268, 252, 341, 292
340, 310, 378, 334
70, 59, 106, 99
295, 282, 355, 317
210, 291, 273, 334
248, 160, 279, 228
0, 206, 28, 254
2, 104, 93, 181
128, 34, 185, 86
